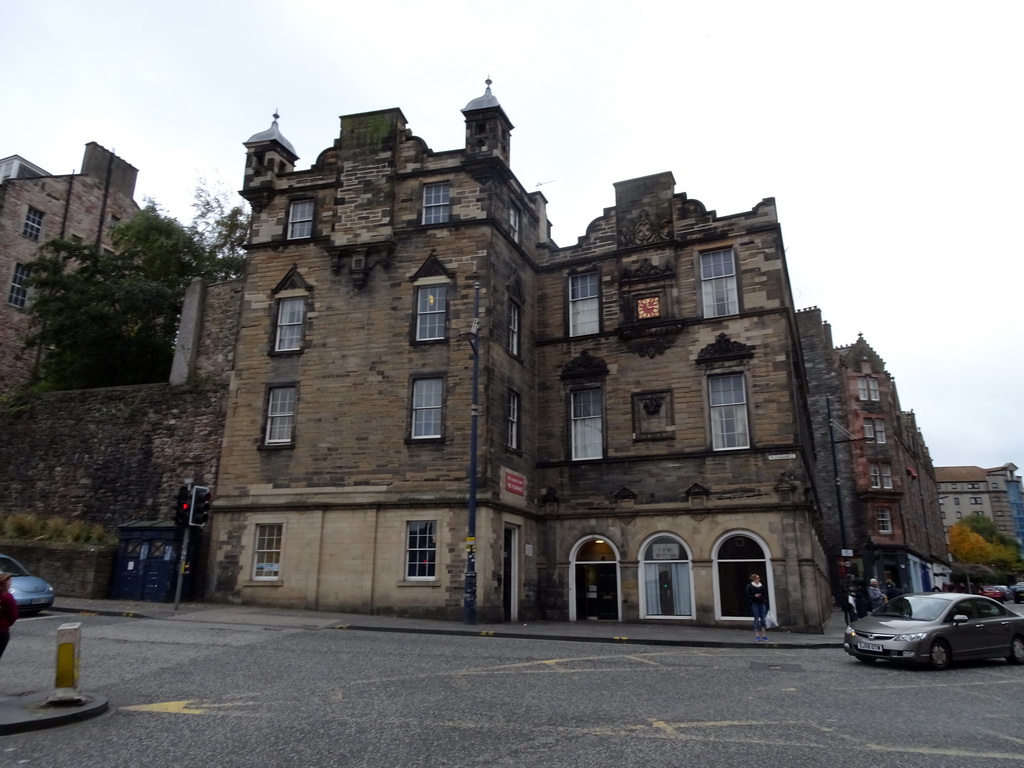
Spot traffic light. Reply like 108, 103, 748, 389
175, 486, 191, 528
189, 485, 211, 527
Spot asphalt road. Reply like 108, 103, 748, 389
1, 611, 1023, 767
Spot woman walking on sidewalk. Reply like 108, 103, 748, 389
746, 573, 769, 642
0, 572, 19, 660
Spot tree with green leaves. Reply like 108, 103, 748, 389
24, 188, 250, 391
24, 237, 181, 390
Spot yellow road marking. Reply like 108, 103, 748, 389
120, 700, 259, 715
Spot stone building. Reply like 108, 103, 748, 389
0, 143, 140, 389
935, 463, 1024, 553
797, 316, 949, 593
208, 85, 832, 631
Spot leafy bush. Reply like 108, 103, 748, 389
0, 514, 115, 545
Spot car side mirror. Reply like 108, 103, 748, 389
952, 614, 969, 624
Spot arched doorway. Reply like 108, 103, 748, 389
570, 536, 620, 621
713, 532, 772, 620
639, 534, 694, 619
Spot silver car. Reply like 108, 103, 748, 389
0, 553, 55, 614
844, 592, 1024, 670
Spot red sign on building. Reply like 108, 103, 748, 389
505, 472, 525, 496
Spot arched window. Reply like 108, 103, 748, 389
640, 535, 693, 618
714, 533, 770, 620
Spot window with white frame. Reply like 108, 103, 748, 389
411, 378, 443, 439
509, 204, 521, 243
570, 388, 603, 460
970, 496, 982, 505
700, 248, 738, 317
22, 207, 43, 241
7, 263, 30, 308
506, 389, 520, 450
863, 418, 886, 443
274, 297, 306, 352
641, 535, 693, 618
709, 373, 749, 450
507, 299, 520, 356
858, 376, 880, 401
265, 386, 296, 444
877, 507, 892, 534
406, 520, 437, 579
253, 523, 283, 580
287, 200, 314, 239
422, 183, 450, 224
869, 462, 893, 489
415, 284, 448, 341
568, 272, 599, 336
967, 482, 980, 490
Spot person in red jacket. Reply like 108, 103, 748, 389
0, 572, 19, 660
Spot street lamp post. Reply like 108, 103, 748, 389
463, 282, 480, 625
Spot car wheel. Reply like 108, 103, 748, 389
856, 656, 877, 664
928, 639, 951, 671
1008, 636, 1024, 665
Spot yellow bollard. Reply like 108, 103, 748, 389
49, 622, 84, 705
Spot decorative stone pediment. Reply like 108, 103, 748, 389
272, 264, 311, 294
696, 333, 755, 363
686, 483, 709, 497
507, 273, 525, 304
561, 350, 608, 379
410, 250, 453, 281
613, 486, 637, 500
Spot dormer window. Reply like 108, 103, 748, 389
274, 297, 306, 352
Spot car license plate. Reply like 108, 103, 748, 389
857, 642, 883, 652
30, 597, 49, 604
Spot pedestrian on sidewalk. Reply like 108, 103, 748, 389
746, 573, 769, 642
0, 572, 19, 660
867, 579, 886, 612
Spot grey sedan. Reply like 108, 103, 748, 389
844, 592, 1024, 670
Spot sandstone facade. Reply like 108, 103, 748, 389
210, 89, 832, 631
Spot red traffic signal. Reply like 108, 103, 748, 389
175, 486, 191, 527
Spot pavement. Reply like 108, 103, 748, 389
1, 596, 849, 735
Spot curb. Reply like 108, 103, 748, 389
0, 692, 109, 736
50, 604, 846, 650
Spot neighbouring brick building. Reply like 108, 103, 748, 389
0, 143, 140, 389
797, 315, 949, 594
208, 84, 832, 632
935, 463, 1024, 553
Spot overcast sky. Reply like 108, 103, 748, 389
4, 1, 1022, 470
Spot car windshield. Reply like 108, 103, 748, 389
0, 556, 30, 577
872, 595, 948, 621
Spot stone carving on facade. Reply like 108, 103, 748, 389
328, 242, 395, 290
696, 332, 755, 363
626, 336, 678, 358
621, 258, 674, 283
560, 350, 609, 379
619, 209, 672, 248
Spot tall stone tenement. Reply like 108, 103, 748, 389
209, 86, 832, 631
